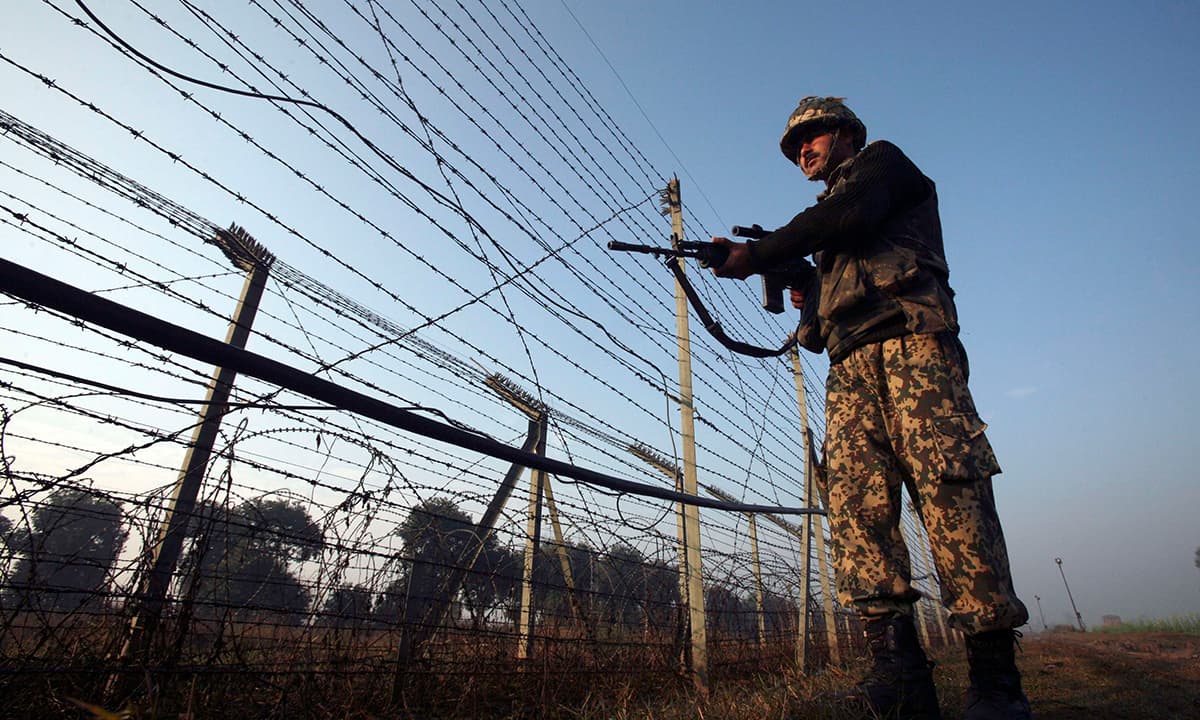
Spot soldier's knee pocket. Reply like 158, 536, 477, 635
931, 412, 1001, 482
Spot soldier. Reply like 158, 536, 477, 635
711, 97, 1032, 720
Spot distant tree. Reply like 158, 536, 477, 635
228, 498, 323, 563
643, 558, 680, 632
185, 497, 322, 623
761, 590, 798, 635
533, 540, 598, 628
320, 583, 374, 627
705, 584, 751, 637
372, 576, 408, 625
595, 543, 648, 629
466, 542, 519, 627
0, 514, 14, 554
394, 497, 475, 570
1194, 545, 1199, 571
0, 513, 17, 583
4, 487, 127, 611
390, 497, 502, 626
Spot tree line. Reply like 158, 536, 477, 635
0, 488, 799, 638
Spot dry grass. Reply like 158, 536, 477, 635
10, 630, 1200, 719
1094, 613, 1200, 635
547, 631, 1200, 720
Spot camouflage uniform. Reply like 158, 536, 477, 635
749, 137, 1029, 635
824, 331, 1027, 633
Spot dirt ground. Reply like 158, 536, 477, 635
935, 631, 1200, 719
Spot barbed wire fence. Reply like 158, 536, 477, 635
0, 1, 953, 717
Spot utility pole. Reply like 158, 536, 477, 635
1055, 557, 1086, 631
109, 225, 273, 697
664, 178, 708, 691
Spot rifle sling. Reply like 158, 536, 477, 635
665, 257, 797, 359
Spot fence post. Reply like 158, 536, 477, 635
516, 413, 548, 660
390, 385, 543, 704
789, 347, 816, 669
807, 449, 840, 665
797, 431, 813, 670
664, 177, 708, 691
540, 473, 596, 640
108, 225, 272, 695
790, 347, 842, 666
748, 513, 767, 648
487, 375, 593, 641
900, 506, 932, 648
477, 374, 552, 661
913, 502, 953, 647
693, 480, 765, 647
628, 444, 689, 673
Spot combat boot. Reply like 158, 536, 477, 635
963, 629, 1032, 719
844, 613, 942, 719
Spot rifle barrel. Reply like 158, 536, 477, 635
607, 240, 676, 256
730, 224, 768, 240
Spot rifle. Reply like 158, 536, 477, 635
606, 239, 729, 269
609, 224, 818, 316
607, 225, 819, 358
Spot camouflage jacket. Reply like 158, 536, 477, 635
748, 140, 960, 363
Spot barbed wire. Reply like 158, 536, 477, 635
0, 2, 959, 715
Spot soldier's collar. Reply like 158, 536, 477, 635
815, 156, 852, 201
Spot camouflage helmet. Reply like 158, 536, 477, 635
779, 96, 867, 164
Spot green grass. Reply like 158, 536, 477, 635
1094, 613, 1200, 634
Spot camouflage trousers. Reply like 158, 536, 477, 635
820, 332, 1028, 634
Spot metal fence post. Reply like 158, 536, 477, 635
539, 474, 595, 640
1056, 557, 1086, 632
487, 375, 593, 641
628, 444, 689, 673
789, 347, 818, 669
696, 479, 765, 648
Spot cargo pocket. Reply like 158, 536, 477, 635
931, 413, 1001, 481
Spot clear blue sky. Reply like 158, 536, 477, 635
547, 0, 1200, 624
542, 0, 1200, 626
2, 1, 1198, 629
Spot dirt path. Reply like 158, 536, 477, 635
951, 632, 1200, 719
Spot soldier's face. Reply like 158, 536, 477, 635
798, 128, 854, 182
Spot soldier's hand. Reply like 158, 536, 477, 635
711, 236, 754, 280
790, 287, 806, 310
